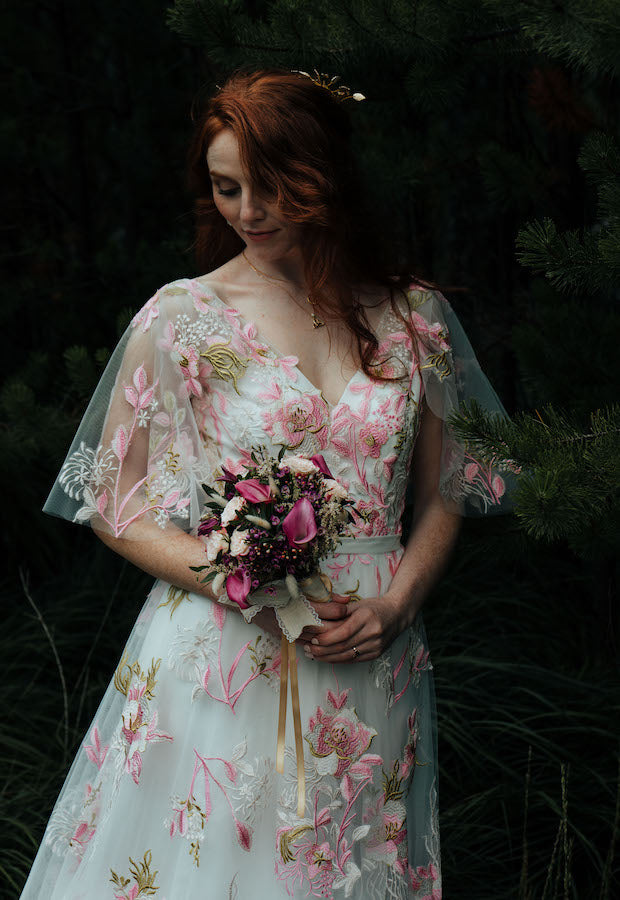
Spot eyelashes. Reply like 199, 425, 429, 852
216, 187, 240, 197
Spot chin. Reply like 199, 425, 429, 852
246, 239, 300, 260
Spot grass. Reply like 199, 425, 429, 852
1, 527, 618, 898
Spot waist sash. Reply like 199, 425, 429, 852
334, 533, 403, 555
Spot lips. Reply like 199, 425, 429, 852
245, 229, 279, 242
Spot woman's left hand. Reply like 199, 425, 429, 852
300, 593, 411, 663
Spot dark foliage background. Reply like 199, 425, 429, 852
2, 1, 618, 898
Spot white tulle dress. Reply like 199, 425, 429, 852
20, 279, 512, 899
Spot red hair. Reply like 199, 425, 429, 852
187, 69, 437, 381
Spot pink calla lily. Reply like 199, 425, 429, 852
226, 569, 252, 609
310, 454, 334, 479
235, 479, 273, 504
282, 498, 318, 547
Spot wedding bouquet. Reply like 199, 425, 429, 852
192, 447, 356, 641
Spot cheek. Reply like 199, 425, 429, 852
212, 194, 229, 219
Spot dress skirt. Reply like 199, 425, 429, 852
20, 535, 441, 900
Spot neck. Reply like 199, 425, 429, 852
242, 248, 306, 288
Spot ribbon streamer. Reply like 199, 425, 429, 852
276, 636, 306, 818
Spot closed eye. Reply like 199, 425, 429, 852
216, 187, 239, 197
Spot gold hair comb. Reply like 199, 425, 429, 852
293, 69, 365, 102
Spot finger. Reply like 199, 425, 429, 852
311, 612, 366, 648
304, 641, 377, 664
330, 593, 352, 604
297, 618, 349, 643
308, 600, 350, 620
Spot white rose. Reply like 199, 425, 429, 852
220, 495, 246, 526
280, 455, 318, 475
229, 528, 251, 557
323, 478, 349, 500
205, 530, 230, 562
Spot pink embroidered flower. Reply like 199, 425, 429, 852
262, 393, 329, 451
304, 841, 335, 879
464, 462, 479, 483
492, 474, 506, 498
70, 820, 96, 852
400, 710, 418, 778
178, 346, 203, 397
119, 685, 172, 785
358, 421, 388, 458
306, 696, 377, 777
366, 797, 408, 868
131, 293, 160, 332
84, 724, 108, 770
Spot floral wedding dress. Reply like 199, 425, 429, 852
20, 278, 511, 899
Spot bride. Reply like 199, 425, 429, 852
20, 69, 511, 899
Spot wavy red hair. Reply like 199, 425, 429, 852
187, 68, 437, 380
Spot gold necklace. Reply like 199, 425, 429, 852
242, 250, 325, 328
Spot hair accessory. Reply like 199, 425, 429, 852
293, 69, 365, 103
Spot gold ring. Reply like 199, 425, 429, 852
352, 646, 359, 658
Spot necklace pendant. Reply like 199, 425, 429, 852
312, 313, 325, 328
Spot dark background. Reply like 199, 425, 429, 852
2, 1, 619, 897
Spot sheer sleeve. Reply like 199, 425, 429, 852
43, 279, 221, 540
404, 285, 517, 516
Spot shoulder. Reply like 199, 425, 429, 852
129, 277, 218, 334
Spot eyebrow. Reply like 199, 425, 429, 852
208, 170, 237, 179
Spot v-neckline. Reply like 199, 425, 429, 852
195, 282, 393, 411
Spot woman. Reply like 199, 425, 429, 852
21, 69, 512, 899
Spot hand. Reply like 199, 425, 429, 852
301, 593, 409, 663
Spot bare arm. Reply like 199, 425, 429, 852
94, 523, 347, 639
94, 523, 221, 602
306, 401, 461, 663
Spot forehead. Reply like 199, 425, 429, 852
206, 129, 243, 175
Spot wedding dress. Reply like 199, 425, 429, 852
20, 278, 512, 899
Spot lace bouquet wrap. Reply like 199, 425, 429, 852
193, 448, 356, 642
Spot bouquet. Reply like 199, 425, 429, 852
192, 446, 357, 817
192, 447, 356, 642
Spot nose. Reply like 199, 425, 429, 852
239, 188, 266, 227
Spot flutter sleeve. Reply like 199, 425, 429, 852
404, 285, 517, 516
43, 279, 221, 539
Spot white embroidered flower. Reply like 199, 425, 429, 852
231, 757, 275, 824
323, 478, 348, 500
279, 455, 318, 475
205, 529, 229, 561
229, 528, 250, 557
168, 620, 218, 681
137, 409, 150, 428
59, 441, 117, 500
154, 508, 169, 529
220, 495, 246, 526
73, 486, 100, 523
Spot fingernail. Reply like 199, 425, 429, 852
303, 645, 313, 657
311, 638, 319, 645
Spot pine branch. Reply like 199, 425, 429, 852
449, 401, 620, 547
